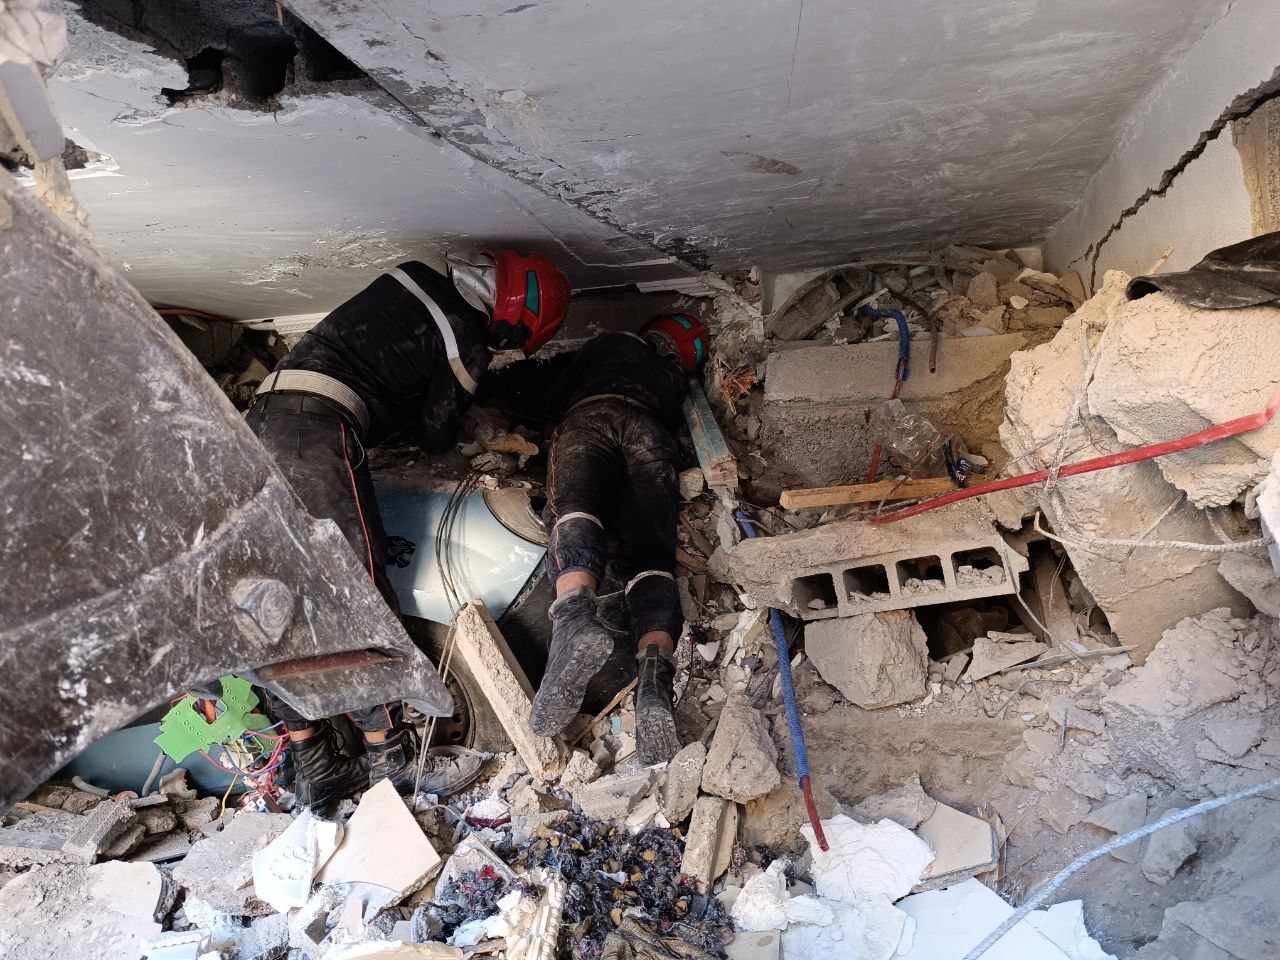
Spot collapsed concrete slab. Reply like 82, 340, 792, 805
730, 502, 1027, 620
1000, 271, 1247, 660
761, 334, 1026, 485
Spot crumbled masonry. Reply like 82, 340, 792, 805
8, 241, 1280, 960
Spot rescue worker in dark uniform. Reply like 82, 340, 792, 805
531, 314, 710, 765
247, 251, 570, 809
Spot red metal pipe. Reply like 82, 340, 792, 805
871, 383, 1280, 524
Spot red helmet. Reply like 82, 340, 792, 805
489, 250, 571, 354
642, 313, 710, 373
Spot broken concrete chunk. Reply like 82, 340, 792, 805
1140, 807, 1204, 885
140, 928, 210, 960
1047, 697, 1106, 735
1159, 867, 1280, 960
317, 780, 442, 901
806, 611, 929, 709
1203, 714, 1265, 760
453, 602, 567, 781
964, 636, 1049, 682
174, 811, 293, 916
681, 795, 738, 892
1038, 788, 1091, 835
0, 860, 167, 959
575, 767, 656, 821
1083, 792, 1147, 863
1064, 769, 1108, 802
62, 799, 138, 862
1219, 552, 1280, 618
913, 801, 997, 892
678, 467, 705, 500
661, 741, 707, 824
843, 773, 937, 830
701, 695, 781, 803
558, 749, 601, 790
966, 272, 1000, 309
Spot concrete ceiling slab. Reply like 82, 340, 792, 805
42, 4, 687, 319
284, 0, 1230, 271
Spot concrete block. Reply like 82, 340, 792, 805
62, 800, 138, 862
805, 612, 928, 708
681, 795, 738, 892
730, 502, 1027, 620
453, 602, 567, 781
575, 768, 656, 821
761, 334, 1026, 485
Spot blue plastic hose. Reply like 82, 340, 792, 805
734, 510, 828, 850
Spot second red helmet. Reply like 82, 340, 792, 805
642, 313, 710, 373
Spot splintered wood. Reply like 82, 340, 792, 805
453, 601, 567, 780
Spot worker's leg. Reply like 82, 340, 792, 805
531, 406, 625, 736
615, 409, 684, 765
247, 403, 406, 802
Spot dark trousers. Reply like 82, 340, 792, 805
546, 400, 683, 639
246, 396, 399, 734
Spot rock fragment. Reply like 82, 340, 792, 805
843, 774, 937, 830
964, 635, 1048, 682
1140, 807, 1204, 885
661, 742, 707, 824
701, 695, 781, 803
805, 612, 928, 708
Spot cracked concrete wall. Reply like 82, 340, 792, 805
1043, 0, 1280, 287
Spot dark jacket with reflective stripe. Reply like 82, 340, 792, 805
547, 331, 688, 431
278, 261, 489, 450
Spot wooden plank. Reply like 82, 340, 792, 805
682, 383, 738, 490
453, 601, 568, 780
780, 476, 955, 509
676, 547, 708, 576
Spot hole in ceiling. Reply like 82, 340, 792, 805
160, 47, 225, 104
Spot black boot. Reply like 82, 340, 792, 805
365, 730, 416, 792
530, 586, 614, 736
635, 645, 680, 765
289, 725, 367, 812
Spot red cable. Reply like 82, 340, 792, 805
801, 775, 829, 851
872, 383, 1280, 524
865, 362, 908, 485
340, 422, 376, 579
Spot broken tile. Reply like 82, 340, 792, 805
913, 801, 997, 892
317, 780, 442, 902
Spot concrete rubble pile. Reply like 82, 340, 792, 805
7, 242, 1280, 960
750, 245, 1087, 487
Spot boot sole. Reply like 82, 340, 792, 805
635, 701, 681, 766
529, 626, 614, 737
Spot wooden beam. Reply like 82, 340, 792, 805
453, 601, 568, 780
779, 477, 955, 510
682, 383, 738, 491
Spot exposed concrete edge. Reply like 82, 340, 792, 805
1043, 0, 1280, 286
